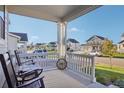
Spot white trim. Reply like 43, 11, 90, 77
8, 32, 21, 40
19, 41, 27, 43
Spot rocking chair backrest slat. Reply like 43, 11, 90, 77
7, 52, 18, 85
14, 50, 21, 66
0, 53, 17, 88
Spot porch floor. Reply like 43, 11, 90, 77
42, 69, 89, 88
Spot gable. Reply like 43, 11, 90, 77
87, 36, 102, 42
87, 35, 106, 42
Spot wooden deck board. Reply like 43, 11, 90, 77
42, 70, 87, 88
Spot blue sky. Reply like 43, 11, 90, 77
9, 5, 124, 44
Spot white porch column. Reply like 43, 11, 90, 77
57, 21, 67, 58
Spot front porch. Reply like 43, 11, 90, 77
0, 5, 107, 88
17, 52, 106, 88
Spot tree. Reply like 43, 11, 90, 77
101, 40, 117, 68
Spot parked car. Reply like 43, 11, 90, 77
33, 49, 47, 54
33, 49, 47, 58
89, 51, 101, 56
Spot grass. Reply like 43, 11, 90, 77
96, 64, 124, 74
96, 64, 124, 87
101, 53, 124, 58
114, 53, 124, 58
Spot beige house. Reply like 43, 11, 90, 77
81, 35, 108, 54
117, 33, 124, 53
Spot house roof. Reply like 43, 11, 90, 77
10, 32, 28, 41
86, 35, 107, 42
118, 40, 124, 44
67, 38, 79, 43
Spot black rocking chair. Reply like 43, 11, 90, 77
14, 50, 43, 75
0, 53, 45, 88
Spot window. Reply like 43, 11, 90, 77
0, 5, 5, 39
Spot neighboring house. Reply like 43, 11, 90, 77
48, 42, 57, 51
80, 44, 92, 54
67, 38, 80, 51
27, 42, 34, 50
7, 32, 20, 54
34, 43, 47, 50
9, 32, 28, 52
117, 33, 124, 53
81, 35, 108, 54
35, 43, 42, 49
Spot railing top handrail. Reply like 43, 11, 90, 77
19, 52, 59, 57
66, 52, 94, 58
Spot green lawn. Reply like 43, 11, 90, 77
102, 53, 124, 58
96, 64, 124, 87
114, 53, 124, 58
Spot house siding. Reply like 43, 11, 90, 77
117, 33, 124, 53
117, 42, 124, 53
0, 6, 9, 88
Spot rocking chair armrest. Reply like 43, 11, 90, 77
17, 76, 44, 88
18, 69, 43, 77
17, 69, 43, 83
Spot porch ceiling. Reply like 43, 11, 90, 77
7, 5, 101, 22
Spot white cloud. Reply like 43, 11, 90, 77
31, 36, 39, 40
29, 36, 40, 43
69, 27, 79, 32
69, 27, 85, 34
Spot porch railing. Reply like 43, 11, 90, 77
18, 53, 59, 69
66, 53, 95, 82
18, 52, 95, 82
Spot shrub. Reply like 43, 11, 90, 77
111, 75, 119, 83
96, 75, 112, 86
113, 79, 124, 88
